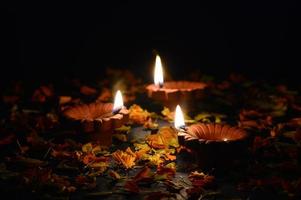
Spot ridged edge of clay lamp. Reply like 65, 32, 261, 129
63, 102, 129, 146
179, 123, 248, 170
146, 81, 206, 109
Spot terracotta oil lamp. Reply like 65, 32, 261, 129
174, 105, 248, 171
146, 55, 207, 110
63, 90, 129, 146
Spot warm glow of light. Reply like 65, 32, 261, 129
223, 138, 228, 141
154, 55, 164, 86
174, 105, 185, 130
113, 90, 124, 112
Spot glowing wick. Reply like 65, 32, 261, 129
174, 105, 185, 130
112, 90, 124, 114
154, 55, 164, 88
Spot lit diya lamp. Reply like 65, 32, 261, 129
63, 90, 129, 146
174, 105, 248, 171
146, 55, 207, 110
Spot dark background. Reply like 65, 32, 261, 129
3, 1, 301, 84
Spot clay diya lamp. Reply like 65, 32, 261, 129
63, 90, 129, 146
174, 105, 248, 171
146, 55, 206, 110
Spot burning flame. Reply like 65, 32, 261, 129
113, 90, 124, 112
154, 55, 164, 86
174, 105, 185, 130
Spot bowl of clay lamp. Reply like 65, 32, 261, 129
63, 91, 129, 146
174, 106, 248, 171
145, 55, 206, 110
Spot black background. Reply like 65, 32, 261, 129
3, 1, 301, 84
